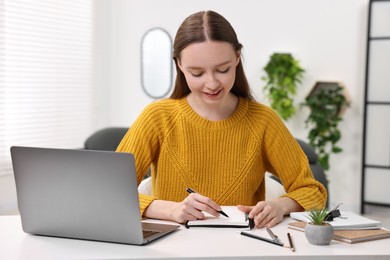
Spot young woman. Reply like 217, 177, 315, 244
116, 10, 327, 228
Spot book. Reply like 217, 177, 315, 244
185, 206, 250, 228
289, 211, 382, 230
288, 221, 390, 244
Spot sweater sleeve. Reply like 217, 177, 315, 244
116, 104, 161, 216
262, 110, 327, 210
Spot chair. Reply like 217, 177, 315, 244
84, 128, 328, 203
84, 127, 128, 151
84, 127, 152, 179
295, 138, 328, 195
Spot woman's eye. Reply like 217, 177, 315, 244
217, 67, 230, 73
191, 72, 203, 77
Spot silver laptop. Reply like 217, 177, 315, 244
10, 146, 179, 245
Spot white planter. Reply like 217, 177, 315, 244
304, 223, 334, 245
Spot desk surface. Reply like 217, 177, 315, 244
1, 210, 390, 260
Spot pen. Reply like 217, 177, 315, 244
186, 187, 229, 218
287, 232, 295, 252
241, 231, 288, 248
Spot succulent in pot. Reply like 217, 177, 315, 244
304, 208, 334, 245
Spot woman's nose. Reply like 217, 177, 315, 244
205, 74, 219, 89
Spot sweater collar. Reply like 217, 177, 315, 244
178, 96, 248, 130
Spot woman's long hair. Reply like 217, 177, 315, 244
170, 10, 254, 100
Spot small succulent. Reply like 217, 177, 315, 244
306, 208, 329, 226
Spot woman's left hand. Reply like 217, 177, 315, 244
238, 197, 303, 228
238, 201, 283, 228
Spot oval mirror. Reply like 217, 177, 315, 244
141, 28, 172, 98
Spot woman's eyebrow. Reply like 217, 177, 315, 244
186, 60, 232, 70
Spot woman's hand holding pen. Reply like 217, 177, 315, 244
169, 192, 222, 223
143, 191, 225, 224
143, 195, 220, 224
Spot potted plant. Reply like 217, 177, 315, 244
301, 82, 350, 171
304, 208, 334, 245
262, 53, 305, 121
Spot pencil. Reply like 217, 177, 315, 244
185, 187, 229, 218
287, 232, 295, 252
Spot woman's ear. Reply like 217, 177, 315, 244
176, 58, 184, 72
235, 51, 241, 66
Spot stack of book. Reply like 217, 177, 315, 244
288, 211, 390, 244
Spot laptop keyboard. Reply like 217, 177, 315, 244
143, 229, 161, 238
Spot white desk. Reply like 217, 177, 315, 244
1, 214, 390, 260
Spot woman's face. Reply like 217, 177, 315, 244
178, 40, 240, 105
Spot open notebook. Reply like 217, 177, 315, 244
185, 206, 251, 228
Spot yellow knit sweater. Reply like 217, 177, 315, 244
116, 97, 327, 216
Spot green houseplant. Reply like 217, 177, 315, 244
262, 53, 305, 121
306, 208, 329, 225
301, 83, 350, 171
304, 207, 334, 245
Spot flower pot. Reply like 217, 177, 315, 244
304, 223, 334, 245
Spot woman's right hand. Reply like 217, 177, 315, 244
144, 193, 222, 224
170, 193, 222, 223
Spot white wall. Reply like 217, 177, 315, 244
96, 0, 369, 212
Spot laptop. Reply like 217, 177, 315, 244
10, 146, 180, 245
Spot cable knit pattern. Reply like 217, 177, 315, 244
116, 97, 327, 216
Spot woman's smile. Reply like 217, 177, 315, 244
203, 88, 223, 98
